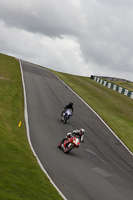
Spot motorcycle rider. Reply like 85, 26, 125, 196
64, 102, 74, 114
61, 102, 74, 120
59, 128, 85, 148
72, 128, 85, 143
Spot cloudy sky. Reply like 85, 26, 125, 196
0, 0, 133, 81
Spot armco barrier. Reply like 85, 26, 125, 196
91, 76, 133, 99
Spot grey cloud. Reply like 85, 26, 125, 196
0, 0, 133, 81
0, 0, 86, 37
77, 0, 133, 79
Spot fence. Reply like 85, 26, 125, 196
91, 76, 133, 99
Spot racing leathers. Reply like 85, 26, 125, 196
64, 102, 74, 114
71, 130, 84, 143
61, 129, 85, 145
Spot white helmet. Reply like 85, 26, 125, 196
67, 132, 72, 138
79, 128, 85, 136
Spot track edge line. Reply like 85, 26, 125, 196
19, 60, 67, 200
53, 72, 133, 157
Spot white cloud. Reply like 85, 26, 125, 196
0, 20, 92, 76
0, 0, 133, 81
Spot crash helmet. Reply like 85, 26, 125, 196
69, 102, 73, 107
79, 128, 85, 136
67, 132, 72, 138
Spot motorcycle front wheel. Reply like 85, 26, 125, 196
64, 143, 74, 153
61, 111, 67, 123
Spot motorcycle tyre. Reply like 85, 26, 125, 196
61, 112, 65, 122
64, 143, 74, 154
61, 112, 67, 123
63, 118, 67, 124
58, 141, 62, 149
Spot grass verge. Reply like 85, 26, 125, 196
52, 71, 133, 153
0, 53, 63, 200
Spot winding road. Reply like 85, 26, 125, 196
21, 60, 133, 200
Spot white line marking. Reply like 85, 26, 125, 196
19, 60, 67, 200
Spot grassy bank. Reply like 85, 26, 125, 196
52, 71, 133, 153
0, 53, 63, 200
1, 52, 133, 200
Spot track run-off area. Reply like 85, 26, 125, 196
20, 60, 133, 200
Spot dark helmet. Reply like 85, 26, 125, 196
69, 102, 73, 106
79, 128, 85, 136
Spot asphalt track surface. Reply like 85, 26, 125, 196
21, 60, 133, 200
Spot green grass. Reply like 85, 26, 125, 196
1, 52, 133, 200
0, 53, 63, 200
52, 71, 133, 153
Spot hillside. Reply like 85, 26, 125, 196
0, 53, 63, 200
0, 52, 133, 200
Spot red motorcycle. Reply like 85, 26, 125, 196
58, 136, 80, 153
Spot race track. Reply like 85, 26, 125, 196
21, 60, 133, 200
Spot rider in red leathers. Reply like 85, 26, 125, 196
58, 128, 85, 149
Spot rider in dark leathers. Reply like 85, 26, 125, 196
61, 102, 74, 120
64, 102, 74, 114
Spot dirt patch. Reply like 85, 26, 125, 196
0, 76, 9, 80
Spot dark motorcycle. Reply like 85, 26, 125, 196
58, 136, 80, 154
61, 109, 72, 123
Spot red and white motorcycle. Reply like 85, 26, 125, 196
58, 136, 80, 154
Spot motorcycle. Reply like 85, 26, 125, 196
58, 136, 80, 154
61, 109, 72, 123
